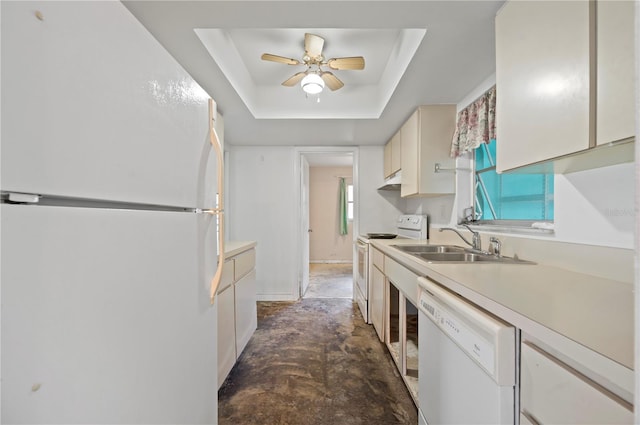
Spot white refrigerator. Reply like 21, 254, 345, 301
1, 2, 223, 423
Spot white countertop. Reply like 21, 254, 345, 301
371, 238, 634, 372
224, 240, 257, 258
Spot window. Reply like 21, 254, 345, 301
473, 140, 554, 223
347, 184, 354, 221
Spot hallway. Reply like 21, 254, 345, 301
303, 263, 353, 299
218, 299, 417, 424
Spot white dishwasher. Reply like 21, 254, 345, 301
417, 277, 517, 425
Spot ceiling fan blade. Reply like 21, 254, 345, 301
320, 72, 344, 91
282, 72, 307, 87
304, 33, 325, 58
261, 53, 300, 65
327, 56, 365, 70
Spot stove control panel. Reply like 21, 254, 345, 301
397, 214, 428, 239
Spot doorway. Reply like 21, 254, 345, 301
296, 148, 358, 299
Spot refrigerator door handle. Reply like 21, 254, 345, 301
208, 98, 225, 304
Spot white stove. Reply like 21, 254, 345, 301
396, 214, 429, 240
356, 215, 428, 323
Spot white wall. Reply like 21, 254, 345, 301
309, 167, 353, 262
227, 146, 299, 300
554, 163, 635, 248
357, 146, 405, 234
227, 145, 404, 300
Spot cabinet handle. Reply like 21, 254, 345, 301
521, 409, 542, 425
208, 98, 225, 304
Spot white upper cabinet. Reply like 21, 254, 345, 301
384, 141, 393, 178
400, 111, 420, 196
391, 131, 402, 174
383, 131, 401, 178
495, 0, 635, 173
496, 1, 591, 172
596, 0, 635, 146
400, 105, 456, 197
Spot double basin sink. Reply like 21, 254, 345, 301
392, 244, 535, 264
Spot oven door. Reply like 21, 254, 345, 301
355, 239, 369, 323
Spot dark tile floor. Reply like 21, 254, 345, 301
218, 299, 418, 424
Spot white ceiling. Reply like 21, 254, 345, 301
194, 28, 426, 119
123, 1, 504, 147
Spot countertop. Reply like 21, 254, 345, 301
370, 239, 634, 375
224, 240, 257, 258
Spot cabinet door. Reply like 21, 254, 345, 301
418, 105, 456, 195
217, 285, 236, 389
218, 259, 235, 293
496, 1, 591, 172
372, 247, 385, 271
234, 269, 257, 356
234, 248, 256, 281
521, 342, 633, 424
400, 110, 420, 197
384, 141, 393, 178
596, 0, 635, 146
371, 266, 385, 342
391, 131, 402, 174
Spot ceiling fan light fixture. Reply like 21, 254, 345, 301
301, 73, 325, 94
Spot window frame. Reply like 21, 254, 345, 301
347, 184, 354, 221
466, 141, 555, 231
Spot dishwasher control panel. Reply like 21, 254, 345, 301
418, 277, 516, 386
420, 289, 496, 376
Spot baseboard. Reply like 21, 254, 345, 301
310, 260, 352, 264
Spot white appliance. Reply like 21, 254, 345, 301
356, 215, 427, 323
356, 238, 371, 322
1, 2, 224, 423
396, 214, 429, 239
417, 277, 516, 425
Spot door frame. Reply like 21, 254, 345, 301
294, 147, 359, 299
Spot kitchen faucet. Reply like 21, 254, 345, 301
439, 224, 482, 251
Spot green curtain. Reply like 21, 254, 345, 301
339, 178, 348, 235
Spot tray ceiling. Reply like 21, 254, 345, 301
123, 1, 504, 146
194, 28, 426, 119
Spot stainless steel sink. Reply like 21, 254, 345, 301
392, 244, 466, 254
415, 251, 535, 264
392, 244, 535, 264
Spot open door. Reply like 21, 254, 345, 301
297, 148, 358, 300
300, 156, 310, 297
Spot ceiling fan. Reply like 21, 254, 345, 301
261, 33, 365, 95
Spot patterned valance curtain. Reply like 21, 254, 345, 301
450, 85, 496, 158
338, 178, 348, 235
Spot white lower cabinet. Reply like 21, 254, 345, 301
383, 260, 420, 405
234, 269, 257, 355
520, 341, 633, 424
370, 265, 385, 343
217, 247, 257, 388
371, 248, 386, 342
217, 284, 237, 388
